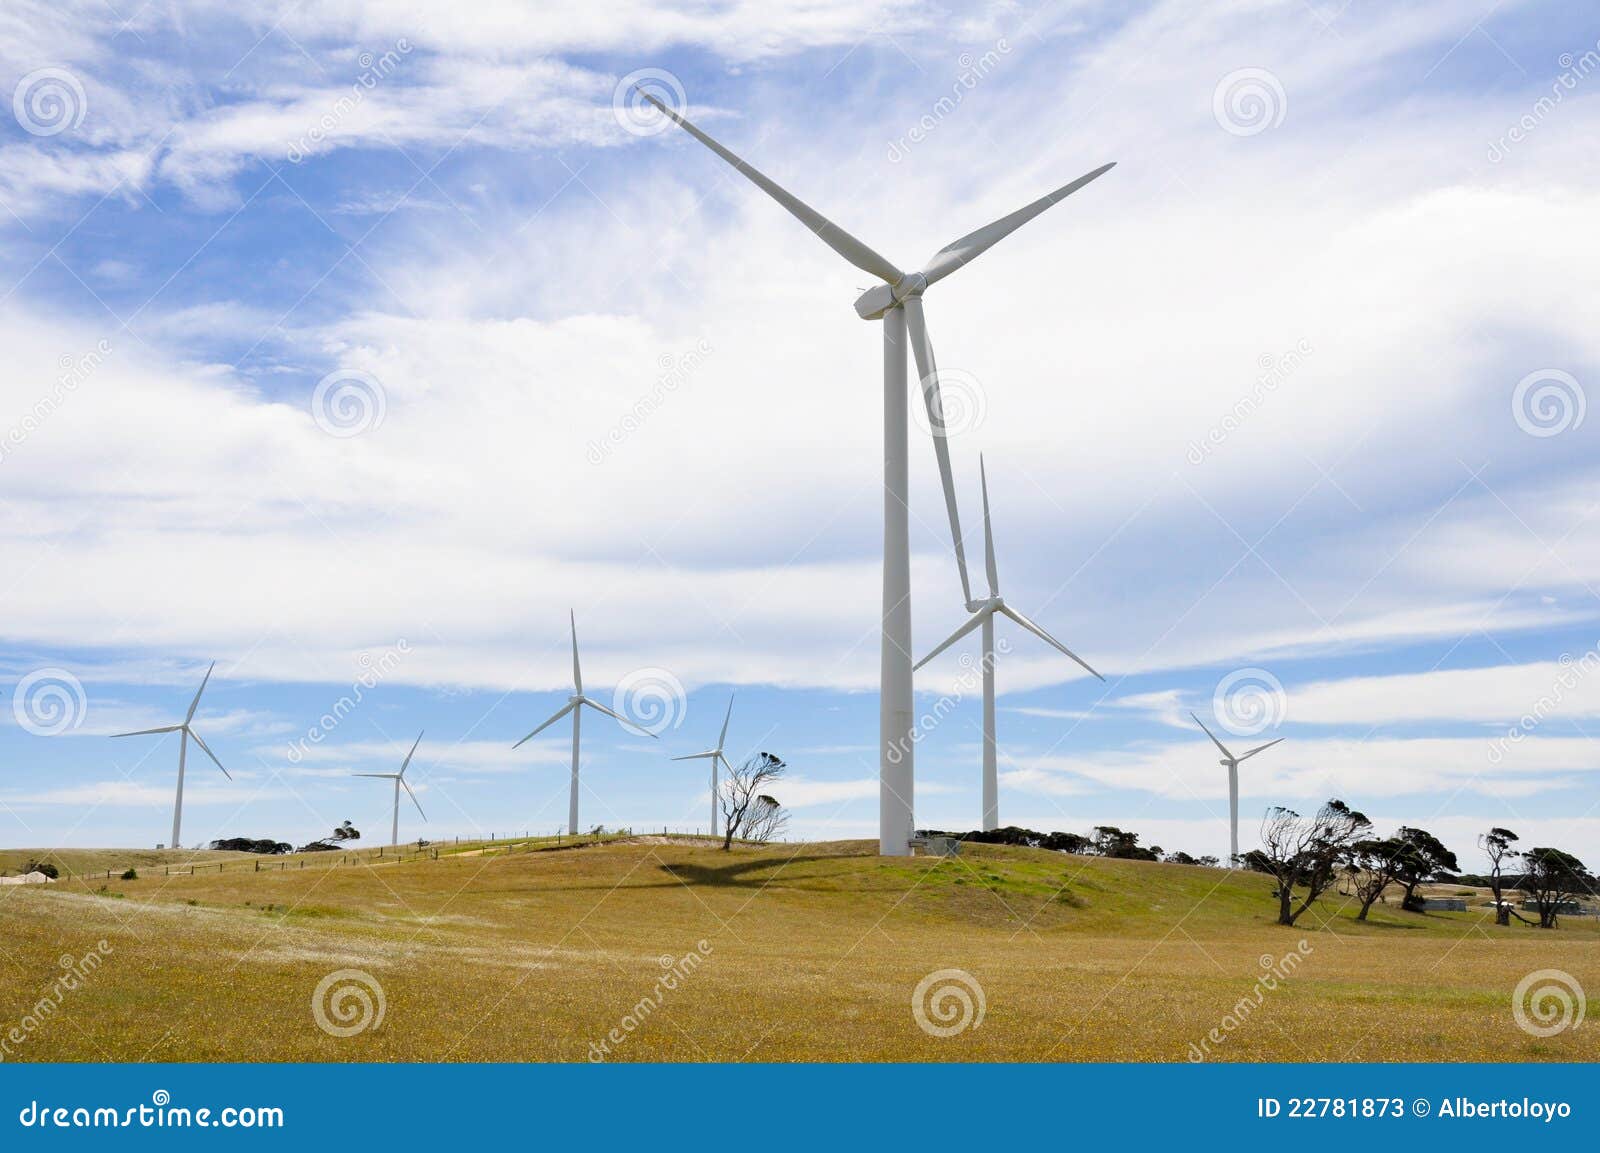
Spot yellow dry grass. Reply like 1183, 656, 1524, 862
1, 838, 1594, 1062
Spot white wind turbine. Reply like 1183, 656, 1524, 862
645, 93, 1114, 854
354, 730, 427, 847
513, 611, 657, 835
111, 662, 230, 850
672, 693, 736, 836
915, 457, 1104, 831
1190, 711, 1284, 863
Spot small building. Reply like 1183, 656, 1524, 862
1419, 897, 1467, 911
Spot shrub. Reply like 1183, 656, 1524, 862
24, 860, 59, 879
120, 868, 138, 880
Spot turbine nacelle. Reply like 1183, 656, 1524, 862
853, 273, 930, 320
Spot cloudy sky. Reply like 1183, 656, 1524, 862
2, 0, 1598, 866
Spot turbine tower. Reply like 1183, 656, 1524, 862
354, 730, 427, 846
916, 457, 1104, 831
672, 693, 736, 836
645, 93, 1113, 854
514, 611, 657, 835
1190, 711, 1284, 862
110, 662, 230, 849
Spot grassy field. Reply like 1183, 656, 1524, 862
1, 837, 1594, 1062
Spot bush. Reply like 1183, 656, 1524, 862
120, 868, 138, 880
24, 860, 59, 879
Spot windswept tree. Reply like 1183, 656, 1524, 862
1249, 799, 1372, 926
1479, 827, 1520, 926
1390, 826, 1458, 911
720, 753, 788, 850
1344, 836, 1405, 920
1519, 846, 1593, 928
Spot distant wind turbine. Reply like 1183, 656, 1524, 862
645, 93, 1113, 854
354, 730, 427, 846
672, 693, 736, 836
514, 611, 657, 834
915, 457, 1104, 831
1190, 711, 1284, 862
110, 662, 230, 849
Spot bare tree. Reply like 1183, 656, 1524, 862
1479, 826, 1520, 926
720, 752, 789, 850
1249, 799, 1371, 926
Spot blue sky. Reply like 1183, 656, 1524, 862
2, 1, 1599, 866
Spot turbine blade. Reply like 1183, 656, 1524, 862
110, 725, 181, 738
919, 163, 1115, 287
353, 773, 396, 778
1236, 736, 1285, 762
672, 751, 717, 761
514, 701, 576, 748
399, 730, 424, 777
1189, 711, 1233, 759
640, 92, 903, 284
582, 696, 659, 738
979, 454, 999, 598
718, 693, 734, 749
185, 661, 216, 723
998, 604, 1104, 681
902, 296, 972, 608
402, 778, 427, 821
186, 728, 231, 780
913, 609, 988, 671
570, 610, 582, 695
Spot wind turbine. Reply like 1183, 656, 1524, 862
354, 730, 427, 846
513, 611, 657, 835
111, 662, 230, 849
915, 457, 1104, 831
644, 93, 1114, 854
1190, 712, 1284, 863
672, 693, 736, 836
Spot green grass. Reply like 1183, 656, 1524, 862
2, 838, 1594, 1062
